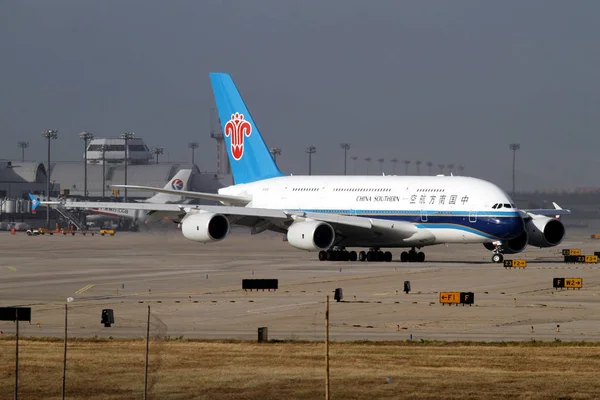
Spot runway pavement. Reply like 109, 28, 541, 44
1, 227, 600, 342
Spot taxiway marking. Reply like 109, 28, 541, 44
75, 284, 95, 294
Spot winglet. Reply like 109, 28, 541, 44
553, 202, 563, 219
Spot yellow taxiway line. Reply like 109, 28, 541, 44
75, 284, 95, 295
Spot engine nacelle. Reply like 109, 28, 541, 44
181, 212, 230, 243
526, 216, 565, 248
287, 221, 335, 251
483, 230, 528, 254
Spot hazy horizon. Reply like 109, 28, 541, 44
2, 1, 599, 192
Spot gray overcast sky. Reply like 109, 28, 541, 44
1, 1, 599, 191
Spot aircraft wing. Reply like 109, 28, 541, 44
522, 202, 571, 217
37, 198, 418, 239
111, 185, 251, 206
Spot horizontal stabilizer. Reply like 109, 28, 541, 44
111, 185, 251, 206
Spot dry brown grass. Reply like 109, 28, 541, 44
1, 338, 599, 399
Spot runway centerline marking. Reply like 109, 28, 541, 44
75, 284, 95, 295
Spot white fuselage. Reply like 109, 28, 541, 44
218, 175, 524, 247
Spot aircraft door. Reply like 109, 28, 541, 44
420, 209, 428, 222
469, 209, 477, 223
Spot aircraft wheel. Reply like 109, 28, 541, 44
349, 251, 357, 262
492, 253, 503, 263
367, 251, 375, 262
376, 251, 384, 262
326, 251, 334, 261
417, 252, 425, 263
400, 252, 408, 262
359, 251, 367, 262
333, 251, 341, 262
318, 250, 327, 261
384, 251, 392, 262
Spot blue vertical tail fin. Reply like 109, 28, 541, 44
29, 193, 40, 211
209, 72, 283, 185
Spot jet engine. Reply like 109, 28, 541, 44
483, 230, 528, 254
525, 215, 565, 248
181, 212, 230, 243
287, 221, 335, 251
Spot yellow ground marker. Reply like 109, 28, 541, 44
75, 284, 95, 294
6, 266, 17, 272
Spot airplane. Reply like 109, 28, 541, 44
31, 72, 570, 263
83, 169, 193, 226
30, 169, 192, 228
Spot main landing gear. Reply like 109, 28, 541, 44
400, 247, 425, 263
318, 248, 393, 262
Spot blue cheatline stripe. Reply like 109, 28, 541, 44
294, 209, 519, 217
288, 209, 524, 240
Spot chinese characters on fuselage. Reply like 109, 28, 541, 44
409, 194, 468, 205
353, 193, 470, 205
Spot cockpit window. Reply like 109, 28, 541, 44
492, 204, 498, 209
504, 203, 511, 208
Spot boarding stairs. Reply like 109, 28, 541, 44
55, 205, 87, 232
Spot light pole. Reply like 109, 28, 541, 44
404, 160, 411, 175
79, 131, 94, 198
350, 156, 358, 174
270, 148, 282, 163
390, 158, 398, 174
306, 146, 316, 175
438, 164, 445, 174
43, 129, 58, 228
364, 157, 372, 174
509, 143, 520, 196
377, 158, 385, 174
151, 147, 164, 164
188, 142, 199, 166
415, 160, 422, 176
340, 143, 351, 175
17, 141, 29, 162
100, 144, 107, 199
121, 132, 135, 201
427, 161, 433, 176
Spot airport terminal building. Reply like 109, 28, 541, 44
0, 137, 232, 223
1, 137, 231, 199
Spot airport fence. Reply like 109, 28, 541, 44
0, 298, 332, 400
